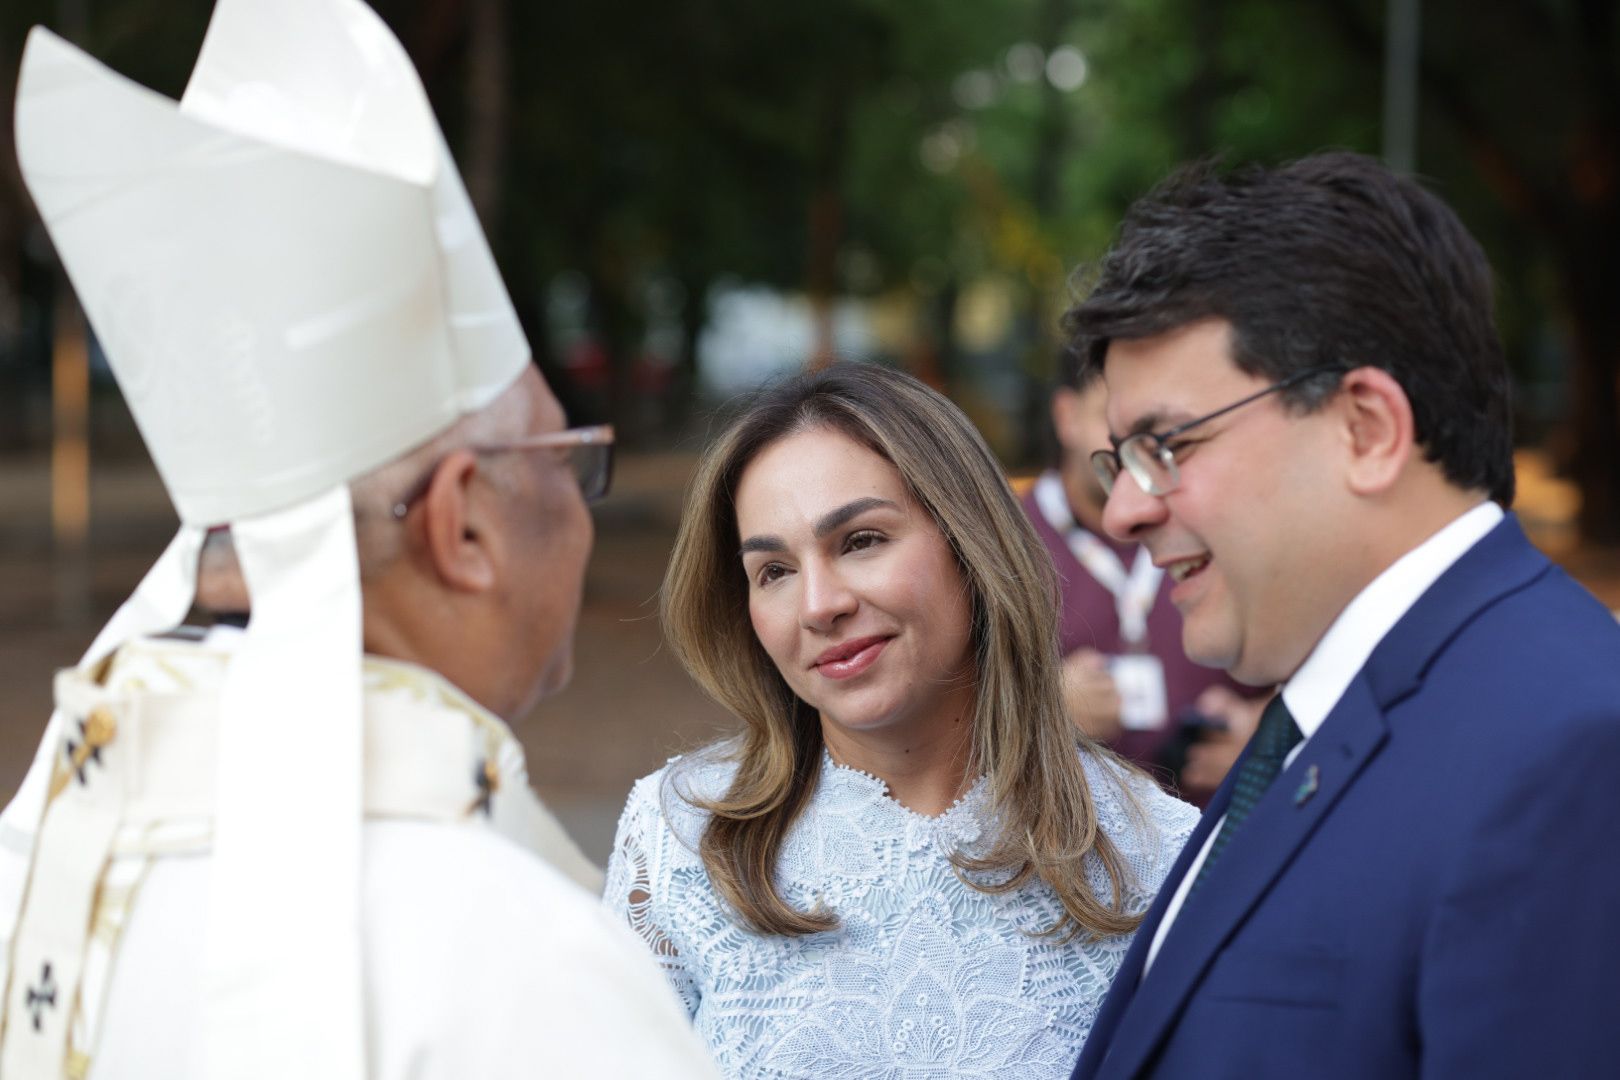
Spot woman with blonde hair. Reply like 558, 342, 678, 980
606, 363, 1196, 1078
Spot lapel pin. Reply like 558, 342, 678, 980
1294, 764, 1320, 807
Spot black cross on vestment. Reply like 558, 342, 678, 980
25, 961, 56, 1032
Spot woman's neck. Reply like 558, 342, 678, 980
820, 695, 977, 818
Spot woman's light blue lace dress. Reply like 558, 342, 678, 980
604, 749, 1198, 1079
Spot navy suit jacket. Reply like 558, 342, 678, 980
1072, 515, 1620, 1079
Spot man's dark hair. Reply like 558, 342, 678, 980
1062, 151, 1514, 504
1058, 342, 1103, 394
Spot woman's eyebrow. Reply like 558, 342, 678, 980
813, 497, 898, 538
737, 497, 899, 557
739, 535, 786, 556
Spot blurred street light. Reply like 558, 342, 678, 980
1046, 46, 1088, 93
1006, 43, 1045, 84
953, 70, 998, 110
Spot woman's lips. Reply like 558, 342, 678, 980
813, 636, 890, 680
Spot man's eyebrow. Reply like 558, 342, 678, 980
1110, 409, 1185, 446
813, 497, 898, 539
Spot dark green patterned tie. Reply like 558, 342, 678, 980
1190, 694, 1301, 894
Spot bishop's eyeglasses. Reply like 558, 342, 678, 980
391, 424, 615, 520
1090, 367, 1340, 497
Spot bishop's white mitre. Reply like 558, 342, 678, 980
0, 1, 530, 1076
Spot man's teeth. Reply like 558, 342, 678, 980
1169, 557, 1208, 583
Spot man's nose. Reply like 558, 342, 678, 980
1101, 469, 1169, 542
800, 562, 857, 631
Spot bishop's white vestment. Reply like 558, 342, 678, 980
0, 631, 719, 1079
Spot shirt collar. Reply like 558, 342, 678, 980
1282, 500, 1504, 740
1032, 469, 1080, 534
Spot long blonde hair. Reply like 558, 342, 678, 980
662, 363, 1143, 941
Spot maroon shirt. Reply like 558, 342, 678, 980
1021, 477, 1240, 792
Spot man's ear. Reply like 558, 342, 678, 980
417, 449, 498, 592
1337, 367, 1416, 497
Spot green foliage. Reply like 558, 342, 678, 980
4, 0, 1618, 530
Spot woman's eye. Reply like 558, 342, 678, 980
845, 530, 884, 553
754, 563, 788, 587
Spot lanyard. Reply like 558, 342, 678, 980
1033, 472, 1163, 647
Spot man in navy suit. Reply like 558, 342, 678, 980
1065, 152, 1620, 1079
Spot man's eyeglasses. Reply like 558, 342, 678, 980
391, 424, 615, 519
1090, 367, 1340, 497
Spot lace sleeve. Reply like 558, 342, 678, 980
604, 774, 700, 1016
1142, 781, 1200, 885
1080, 752, 1201, 910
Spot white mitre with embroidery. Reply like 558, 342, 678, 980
0, 0, 528, 1076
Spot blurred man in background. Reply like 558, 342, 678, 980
1024, 346, 1262, 802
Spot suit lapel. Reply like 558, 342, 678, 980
1074, 779, 1235, 1078
1090, 515, 1552, 1078
1095, 682, 1388, 1079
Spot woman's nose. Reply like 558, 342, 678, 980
799, 562, 857, 631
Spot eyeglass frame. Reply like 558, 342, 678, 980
389, 423, 615, 520
1089, 366, 1342, 497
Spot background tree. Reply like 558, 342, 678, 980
1, 0, 1614, 537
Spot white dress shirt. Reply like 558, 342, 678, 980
1141, 500, 1504, 975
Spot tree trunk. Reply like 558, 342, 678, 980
670, 270, 710, 434
1564, 287, 1620, 544
1020, 0, 1077, 463
1179, 0, 1226, 155
463, 0, 508, 230
1558, 0, 1620, 541
0, 25, 26, 379
806, 80, 851, 371
1319, 0, 1620, 543
1558, 198, 1620, 542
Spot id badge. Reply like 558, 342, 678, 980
1109, 654, 1169, 731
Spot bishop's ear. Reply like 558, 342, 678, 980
417, 449, 498, 592
1337, 366, 1416, 497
